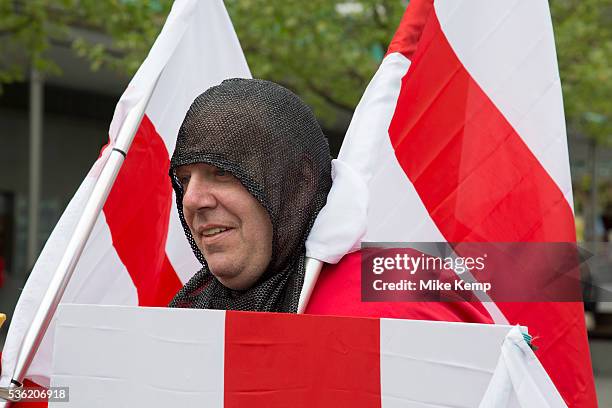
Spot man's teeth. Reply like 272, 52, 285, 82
202, 227, 228, 237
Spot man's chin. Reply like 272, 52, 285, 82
208, 264, 242, 289
215, 276, 250, 291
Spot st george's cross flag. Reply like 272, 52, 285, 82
0, 0, 251, 389
49, 305, 566, 408
305, 0, 596, 406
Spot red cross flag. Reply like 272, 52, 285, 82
48, 305, 566, 407
305, 1, 596, 406
1, 0, 250, 390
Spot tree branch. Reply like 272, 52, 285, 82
305, 78, 355, 113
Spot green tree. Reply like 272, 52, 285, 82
225, 0, 406, 126
0, 0, 609, 141
0, 0, 171, 84
551, 0, 612, 144
550, 0, 612, 240
0, 0, 407, 130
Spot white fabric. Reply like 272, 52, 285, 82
434, 0, 573, 211
479, 326, 567, 408
1, 0, 250, 387
380, 319, 514, 407
305, 53, 447, 264
50, 305, 226, 408
143, 0, 251, 155
306, 159, 368, 263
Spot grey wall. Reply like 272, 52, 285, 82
0, 82, 118, 352
0, 106, 110, 277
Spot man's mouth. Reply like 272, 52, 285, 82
197, 225, 235, 244
202, 227, 229, 237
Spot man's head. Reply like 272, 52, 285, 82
175, 162, 272, 290
168, 78, 332, 311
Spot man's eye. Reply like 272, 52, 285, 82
178, 175, 190, 186
216, 169, 228, 177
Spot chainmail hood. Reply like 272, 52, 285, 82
168, 78, 332, 312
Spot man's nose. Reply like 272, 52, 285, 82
182, 177, 218, 211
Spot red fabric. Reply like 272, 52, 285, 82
103, 115, 183, 306
307, 252, 493, 324
13, 379, 48, 407
384, 3, 595, 406
386, 0, 434, 59
224, 311, 381, 408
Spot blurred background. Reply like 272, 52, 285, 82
0, 0, 610, 404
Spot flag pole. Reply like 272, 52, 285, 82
297, 258, 323, 314
0, 70, 163, 407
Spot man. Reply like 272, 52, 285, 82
168, 78, 332, 312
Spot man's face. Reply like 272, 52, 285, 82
176, 163, 273, 290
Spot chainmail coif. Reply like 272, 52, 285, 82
168, 78, 332, 312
